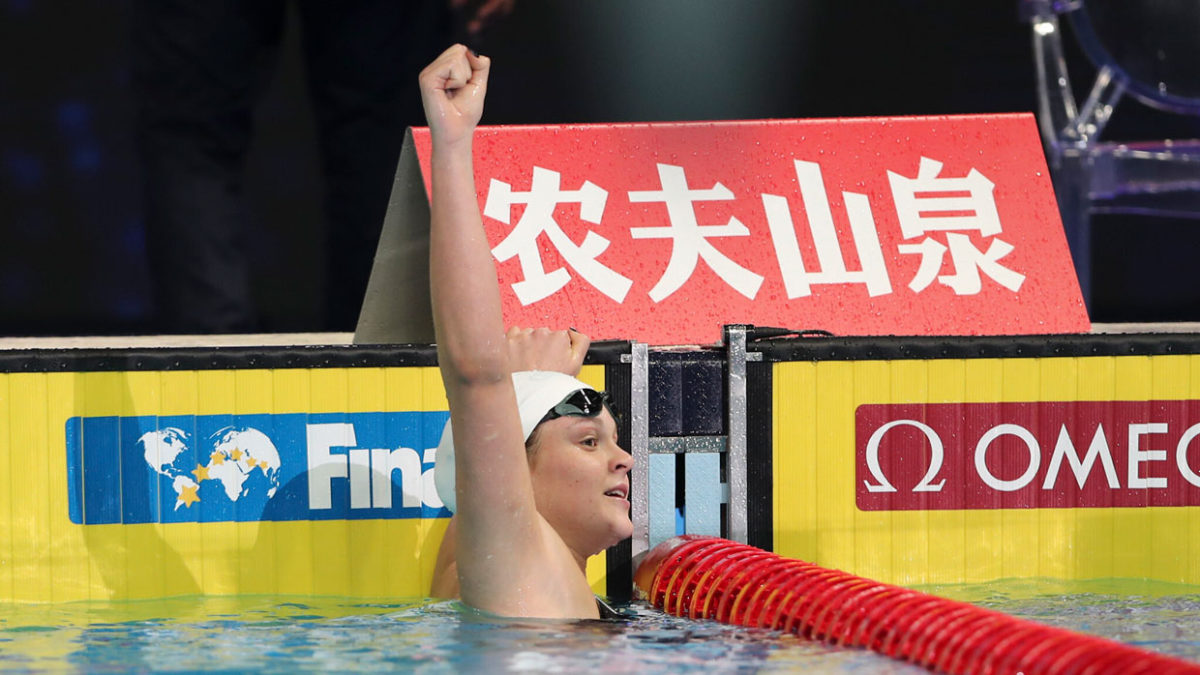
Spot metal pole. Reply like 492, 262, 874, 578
628, 341, 651, 559
724, 325, 749, 543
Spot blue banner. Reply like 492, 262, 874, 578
65, 412, 450, 525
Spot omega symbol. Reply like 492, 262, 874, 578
863, 419, 947, 493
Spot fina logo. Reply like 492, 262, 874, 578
306, 423, 441, 511
65, 412, 449, 525
137, 425, 282, 513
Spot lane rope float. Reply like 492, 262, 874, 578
633, 535, 1200, 674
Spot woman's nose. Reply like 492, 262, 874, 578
611, 444, 633, 472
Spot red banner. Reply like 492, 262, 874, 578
412, 115, 1088, 345
855, 401, 1200, 511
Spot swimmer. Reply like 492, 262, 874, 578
420, 44, 634, 619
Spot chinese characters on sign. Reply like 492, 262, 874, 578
411, 116, 1087, 343
484, 158, 1025, 306
485, 167, 632, 305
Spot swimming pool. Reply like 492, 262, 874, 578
2, 578, 1197, 673
5, 335, 1200, 671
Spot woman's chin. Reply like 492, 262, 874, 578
609, 518, 634, 546
588, 520, 634, 555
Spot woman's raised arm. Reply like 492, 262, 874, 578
421, 46, 502, 380
420, 45, 547, 614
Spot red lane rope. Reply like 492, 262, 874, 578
633, 535, 1200, 675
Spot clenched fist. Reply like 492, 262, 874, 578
419, 44, 491, 148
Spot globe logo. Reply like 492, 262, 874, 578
137, 426, 282, 511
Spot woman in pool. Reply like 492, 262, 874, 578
420, 44, 634, 619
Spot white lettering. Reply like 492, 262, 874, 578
629, 163, 764, 301
369, 447, 423, 509
1127, 423, 1168, 489
349, 448, 372, 509
486, 167, 631, 304
762, 160, 892, 298
306, 423, 356, 510
306, 423, 441, 510
1041, 424, 1119, 489
975, 424, 1040, 491
863, 419, 946, 493
423, 447, 443, 509
371, 448, 391, 507
889, 157, 1002, 238
889, 157, 1024, 295
1178, 423, 1200, 489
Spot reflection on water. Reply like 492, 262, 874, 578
923, 577, 1200, 664
1, 579, 1197, 673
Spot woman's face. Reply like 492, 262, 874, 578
527, 408, 633, 557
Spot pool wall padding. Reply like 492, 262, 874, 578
762, 334, 1200, 587
4, 334, 1200, 602
0, 344, 622, 603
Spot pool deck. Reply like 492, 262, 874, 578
0, 323, 1197, 351
0, 333, 356, 350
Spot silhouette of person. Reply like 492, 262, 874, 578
133, 1, 513, 332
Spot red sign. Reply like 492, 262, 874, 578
855, 401, 1200, 511
412, 115, 1088, 345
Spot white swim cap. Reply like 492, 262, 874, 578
433, 370, 597, 513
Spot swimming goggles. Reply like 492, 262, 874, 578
538, 389, 612, 426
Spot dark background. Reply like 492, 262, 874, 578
3, 0, 1199, 336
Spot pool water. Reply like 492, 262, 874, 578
1, 580, 1197, 673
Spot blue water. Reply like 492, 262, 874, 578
1, 580, 1197, 673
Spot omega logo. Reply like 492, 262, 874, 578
856, 402, 1200, 511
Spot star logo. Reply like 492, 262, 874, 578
178, 484, 200, 508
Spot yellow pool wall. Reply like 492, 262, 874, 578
773, 353, 1200, 587
0, 364, 609, 603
